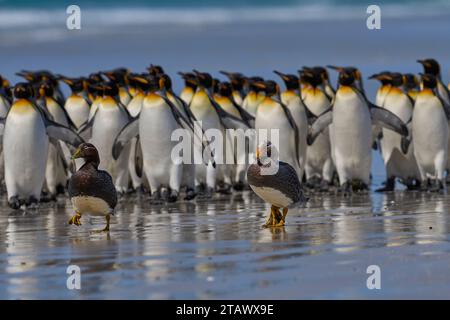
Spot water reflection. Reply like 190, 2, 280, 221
0, 190, 450, 299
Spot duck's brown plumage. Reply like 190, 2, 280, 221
68, 143, 117, 211
247, 161, 305, 206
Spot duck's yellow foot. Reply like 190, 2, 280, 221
273, 219, 285, 227
263, 206, 280, 228
68, 212, 82, 226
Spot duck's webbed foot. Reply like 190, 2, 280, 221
68, 211, 82, 226
263, 206, 285, 228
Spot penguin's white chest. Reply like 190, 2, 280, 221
3, 104, 49, 198
139, 98, 180, 178
65, 96, 89, 128
412, 94, 448, 167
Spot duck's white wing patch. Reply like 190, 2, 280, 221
249, 185, 293, 208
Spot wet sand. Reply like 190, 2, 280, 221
1, 187, 450, 299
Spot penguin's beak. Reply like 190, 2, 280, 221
71, 147, 82, 160
252, 82, 266, 90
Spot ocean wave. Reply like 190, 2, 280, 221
0, 4, 450, 29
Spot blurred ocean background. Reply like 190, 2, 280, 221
1, 0, 450, 185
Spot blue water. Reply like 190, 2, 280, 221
0, 0, 445, 9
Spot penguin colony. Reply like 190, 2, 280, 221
0, 59, 448, 228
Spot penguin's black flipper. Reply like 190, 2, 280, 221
0, 117, 5, 136
206, 92, 250, 130
304, 105, 319, 125
135, 135, 143, 178
274, 97, 301, 168
160, 93, 216, 168
45, 120, 84, 147
112, 117, 139, 160
401, 136, 411, 154
370, 106, 408, 136
230, 98, 255, 128
434, 88, 450, 120
307, 110, 332, 145
78, 109, 98, 141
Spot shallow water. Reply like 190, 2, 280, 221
1, 185, 450, 299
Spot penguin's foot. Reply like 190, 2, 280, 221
195, 183, 206, 194
26, 196, 39, 208
68, 211, 82, 226
376, 177, 395, 192
319, 180, 331, 192
306, 177, 321, 189
233, 181, 245, 191
429, 179, 444, 192
8, 196, 21, 210
216, 183, 232, 195
339, 182, 352, 197
150, 190, 164, 204
184, 188, 197, 201
40, 192, 56, 203
167, 189, 179, 203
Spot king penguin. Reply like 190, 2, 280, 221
102, 68, 131, 106
178, 72, 198, 106
412, 73, 450, 191
376, 73, 420, 191
300, 68, 334, 190
273, 71, 308, 179
1, 83, 83, 209
417, 59, 450, 181
37, 81, 75, 198
242, 76, 265, 116
308, 69, 409, 193
59, 76, 91, 129
112, 75, 212, 202
85, 82, 132, 193
253, 80, 303, 178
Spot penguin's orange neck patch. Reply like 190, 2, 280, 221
419, 88, 434, 97
102, 96, 117, 108
11, 99, 34, 113
338, 86, 354, 94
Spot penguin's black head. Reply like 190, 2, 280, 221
337, 70, 355, 86
417, 59, 440, 77
178, 72, 197, 89
38, 81, 54, 97
274, 71, 298, 90
403, 73, 419, 90
252, 80, 278, 96
248, 77, 264, 92
212, 78, 220, 94
103, 82, 119, 97
193, 70, 213, 89
312, 66, 329, 82
148, 64, 165, 76
420, 73, 437, 89
13, 82, 34, 99
220, 71, 245, 92
368, 72, 392, 86
299, 68, 322, 88
72, 143, 100, 167
102, 68, 128, 85
88, 72, 104, 83
158, 73, 172, 91
217, 82, 233, 97
59, 76, 85, 93
389, 73, 404, 87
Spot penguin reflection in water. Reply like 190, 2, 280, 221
247, 141, 307, 227
68, 143, 117, 232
